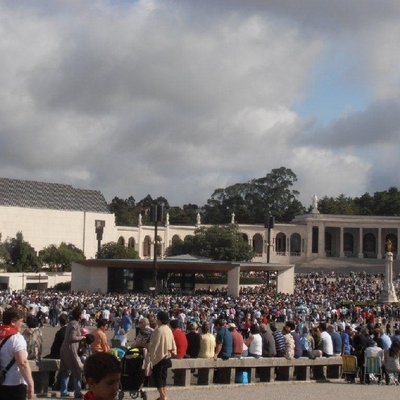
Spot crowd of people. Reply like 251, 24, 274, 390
1, 270, 400, 399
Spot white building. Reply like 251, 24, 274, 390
0, 177, 399, 292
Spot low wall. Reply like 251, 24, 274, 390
170, 356, 343, 386
30, 356, 343, 395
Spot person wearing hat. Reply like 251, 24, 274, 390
148, 311, 176, 400
228, 323, 245, 358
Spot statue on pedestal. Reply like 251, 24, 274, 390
231, 212, 235, 224
196, 213, 201, 225
311, 193, 320, 214
386, 238, 393, 253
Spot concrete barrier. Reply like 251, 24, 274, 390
29, 359, 60, 395
170, 356, 343, 386
29, 356, 343, 394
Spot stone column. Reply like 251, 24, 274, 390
339, 227, 344, 258
379, 252, 398, 303
318, 222, 325, 257
377, 227, 382, 259
306, 223, 313, 260
227, 267, 240, 297
276, 267, 294, 294
358, 228, 363, 258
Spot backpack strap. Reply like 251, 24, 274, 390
0, 334, 17, 376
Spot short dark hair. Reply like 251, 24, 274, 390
83, 352, 121, 384
26, 315, 39, 329
250, 323, 261, 334
157, 311, 169, 325
97, 319, 109, 328
59, 314, 69, 326
169, 319, 179, 329
85, 334, 95, 345
285, 321, 295, 330
201, 322, 210, 334
2, 307, 24, 325
71, 307, 82, 321
214, 318, 225, 327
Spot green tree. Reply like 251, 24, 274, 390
168, 204, 199, 225
203, 167, 305, 224
316, 194, 357, 215
97, 242, 140, 259
40, 242, 86, 272
354, 192, 374, 215
370, 187, 400, 216
0, 234, 10, 269
109, 196, 137, 226
165, 225, 254, 261
5, 232, 42, 272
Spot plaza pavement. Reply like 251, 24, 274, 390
38, 325, 400, 400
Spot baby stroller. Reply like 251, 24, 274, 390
118, 347, 147, 400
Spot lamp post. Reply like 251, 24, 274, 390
95, 220, 105, 255
265, 215, 274, 286
150, 205, 164, 294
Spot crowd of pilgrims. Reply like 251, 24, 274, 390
1, 270, 398, 328
1, 270, 400, 386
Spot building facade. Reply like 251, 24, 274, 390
0, 177, 399, 291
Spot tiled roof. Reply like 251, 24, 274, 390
0, 178, 110, 213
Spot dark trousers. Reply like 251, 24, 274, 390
0, 384, 27, 400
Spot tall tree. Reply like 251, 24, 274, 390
370, 187, 400, 216
165, 225, 254, 261
97, 242, 140, 259
5, 232, 42, 272
109, 196, 137, 226
40, 242, 86, 272
203, 167, 305, 224
168, 204, 199, 225
317, 194, 357, 215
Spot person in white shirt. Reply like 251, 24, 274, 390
101, 308, 110, 322
364, 341, 384, 383
319, 322, 333, 357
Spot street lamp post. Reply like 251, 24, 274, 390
95, 220, 105, 255
265, 215, 274, 286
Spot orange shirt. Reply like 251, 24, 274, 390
90, 328, 110, 353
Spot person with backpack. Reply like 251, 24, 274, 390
22, 315, 43, 362
0, 307, 35, 400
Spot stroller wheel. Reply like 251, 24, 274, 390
141, 392, 147, 400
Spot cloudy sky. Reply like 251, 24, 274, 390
1, 0, 400, 209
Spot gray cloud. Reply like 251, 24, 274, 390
301, 97, 400, 149
0, 1, 400, 209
